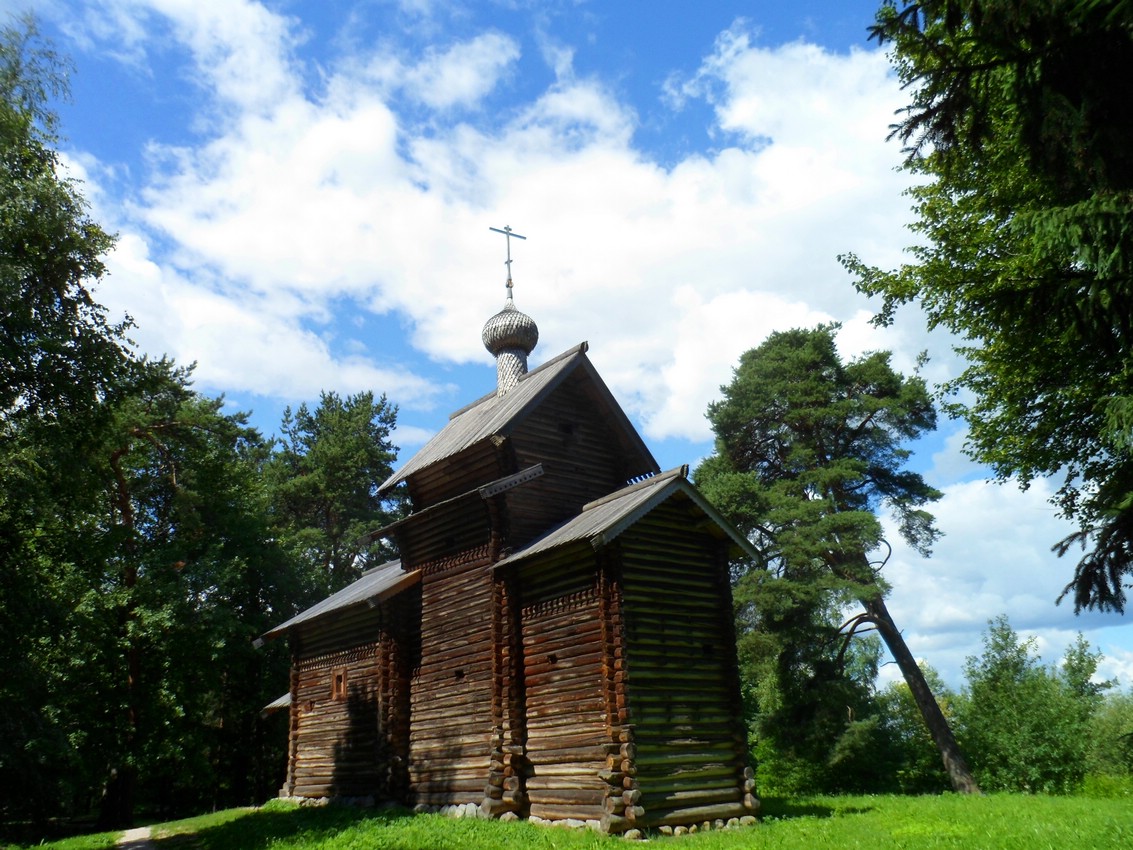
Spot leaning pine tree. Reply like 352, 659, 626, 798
696, 325, 978, 794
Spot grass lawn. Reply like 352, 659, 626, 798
14, 794, 1133, 850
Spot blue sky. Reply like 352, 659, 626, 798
7, 0, 1130, 687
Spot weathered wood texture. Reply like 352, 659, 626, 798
396, 495, 492, 567
521, 570, 609, 822
287, 580, 421, 806
506, 373, 637, 546
286, 591, 419, 801
290, 645, 383, 798
408, 545, 496, 806
618, 501, 753, 827
405, 442, 503, 510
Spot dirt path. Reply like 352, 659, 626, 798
116, 826, 154, 850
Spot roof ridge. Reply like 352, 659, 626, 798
448, 342, 589, 421
581, 464, 688, 513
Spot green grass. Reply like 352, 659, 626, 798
17, 794, 1133, 850
9, 830, 124, 850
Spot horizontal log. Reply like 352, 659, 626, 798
412, 792, 484, 806
523, 636, 604, 665
640, 801, 748, 829
525, 789, 606, 806
528, 762, 606, 778
525, 775, 607, 792
632, 737, 743, 757
634, 754, 736, 772
527, 747, 607, 765
409, 761, 490, 779
636, 763, 738, 786
410, 702, 493, 720
639, 787, 741, 808
525, 710, 610, 735
525, 671, 605, 695
408, 733, 491, 752
525, 700, 605, 720
525, 730, 609, 750
524, 655, 604, 680
600, 814, 629, 834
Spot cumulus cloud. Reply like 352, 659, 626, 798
877, 475, 1126, 688
66, 6, 931, 445
363, 32, 522, 110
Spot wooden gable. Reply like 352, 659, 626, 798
379, 344, 659, 516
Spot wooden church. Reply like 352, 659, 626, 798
260, 257, 761, 833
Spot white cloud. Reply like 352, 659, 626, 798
361, 31, 521, 111
876, 475, 1127, 688
99, 228, 446, 407
67, 8, 934, 448
67, 0, 301, 112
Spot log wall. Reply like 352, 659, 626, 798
618, 501, 754, 828
289, 643, 384, 798
286, 588, 418, 801
520, 555, 609, 823
408, 544, 497, 807
506, 375, 633, 545
407, 443, 505, 509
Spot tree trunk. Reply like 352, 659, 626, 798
861, 594, 980, 794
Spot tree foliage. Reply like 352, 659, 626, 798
844, 0, 1133, 611
875, 665, 955, 793
0, 19, 125, 424
696, 325, 976, 793
0, 24, 405, 831
267, 391, 403, 597
955, 617, 1114, 793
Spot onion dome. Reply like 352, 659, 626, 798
483, 292, 538, 396
482, 296, 539, 357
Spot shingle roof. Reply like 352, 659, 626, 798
258, 560, 420, 642
378, 343, 658, 494
261, 692, 291, 715
493, 467, 761, 569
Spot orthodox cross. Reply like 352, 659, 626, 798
489, 225, 526, 297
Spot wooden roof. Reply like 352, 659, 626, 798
258, 559, 420, 642
493, 466, 761, 569
378, 343, 659, 495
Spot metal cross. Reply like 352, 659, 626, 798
489, 225, 526, 296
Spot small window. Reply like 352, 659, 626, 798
332, 667, 348, 700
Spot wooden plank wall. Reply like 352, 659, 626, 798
506, 376, 629, 545
520, 550, 609, 823
618, 500, 755, 828
406, 443, 504, 508
286, 591, 419, 801
289, 642, 384, 798
381, 586, 419, 802
409, 544, 496, 807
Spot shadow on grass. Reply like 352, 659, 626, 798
149, 805, 412, 850
758, 797, 876, 821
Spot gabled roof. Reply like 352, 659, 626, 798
378, 343, 658, 494
258, 559, 420, 642
493, 467, 761, 569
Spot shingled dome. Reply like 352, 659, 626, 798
482, 299, 538, 355
483, 297, 539, 395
